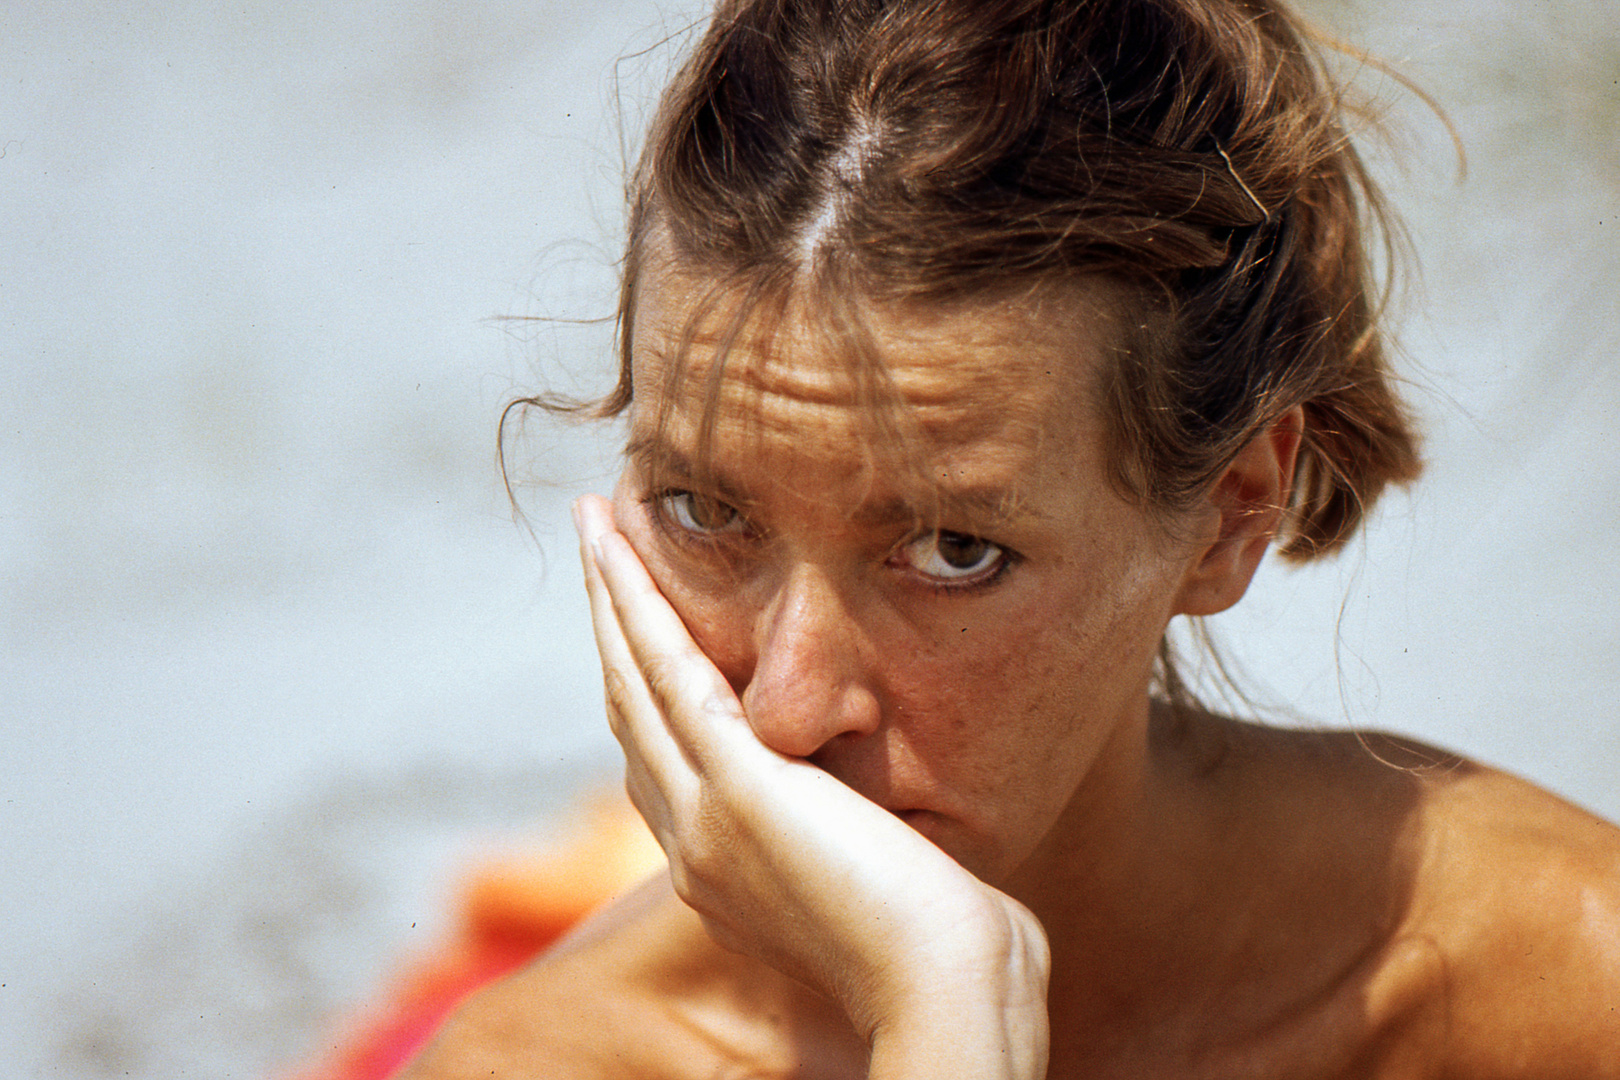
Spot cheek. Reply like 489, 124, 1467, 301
884, 605, 1088, 759
898, 561, 1171, 760
608, 485, 759, 684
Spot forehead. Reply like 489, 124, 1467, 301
626, 260, 1123, 511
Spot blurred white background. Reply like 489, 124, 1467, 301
1, 0, 1615, 1075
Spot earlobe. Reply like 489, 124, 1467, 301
1172, 408, 1303, 617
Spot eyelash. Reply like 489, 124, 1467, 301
644, 489, 753, 546
643, 488, 1017, 594
890, 531, 1018, 593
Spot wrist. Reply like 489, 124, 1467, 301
865, 901, 1051, 1080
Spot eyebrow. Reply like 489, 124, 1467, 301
846, 489, 1031, 530
623, 432, 1033, 531
623, 433, 759, 507
625, 433, 708, 484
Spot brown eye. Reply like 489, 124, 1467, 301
659, 490, 747, 535
899, 529, 1006, 582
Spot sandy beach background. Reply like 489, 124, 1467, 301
2, 0, 1615, 1074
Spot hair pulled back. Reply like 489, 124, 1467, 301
588, 0, 1421, 559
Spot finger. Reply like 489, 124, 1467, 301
576, 500, 753, 764
574, 500, 640, 740
574, 497, 697, 799
574, 495, 629, 662
621, 751, 678, 856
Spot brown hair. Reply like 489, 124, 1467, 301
531, 0, 1421, 559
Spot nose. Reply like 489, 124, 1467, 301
738, 564, 882, 759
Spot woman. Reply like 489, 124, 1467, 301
406, 0, 1620, 1075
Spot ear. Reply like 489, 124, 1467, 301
1171, 407, 1303, 617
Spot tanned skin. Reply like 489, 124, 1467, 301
404, 265, 1620, 1080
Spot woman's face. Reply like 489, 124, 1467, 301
611, 262, 1206, 883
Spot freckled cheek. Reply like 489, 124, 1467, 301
935, 597, 1151, 743
885, 624, 1055, 739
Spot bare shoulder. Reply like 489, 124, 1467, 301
1395, 743, 1620, 1078
1209, 722, 1620, 1076
399, 872, 863, 1080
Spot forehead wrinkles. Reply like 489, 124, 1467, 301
627, 264, 1115, 522
634, 283, 1068, 447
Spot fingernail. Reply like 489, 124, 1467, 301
571, 497, 585, 535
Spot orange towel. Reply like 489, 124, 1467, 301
284, 795, 663, 1080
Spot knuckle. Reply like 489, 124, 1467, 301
601, 666, 634, 718
648, 792, 723, 884
622, 769, 650, 817
679, 792, 735, 878
603, 703, 628, 742
637, 652, 691, 718
666, 860, 696, 905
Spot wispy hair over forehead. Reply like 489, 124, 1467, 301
596, 0, 1421, 561
624, 240, 1052, 534
514, 0, 1422, 565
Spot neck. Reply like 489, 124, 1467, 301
1006, 699, 1224, 952
1003, 704, 1293, 1052
1004, 704, 1418, 1074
